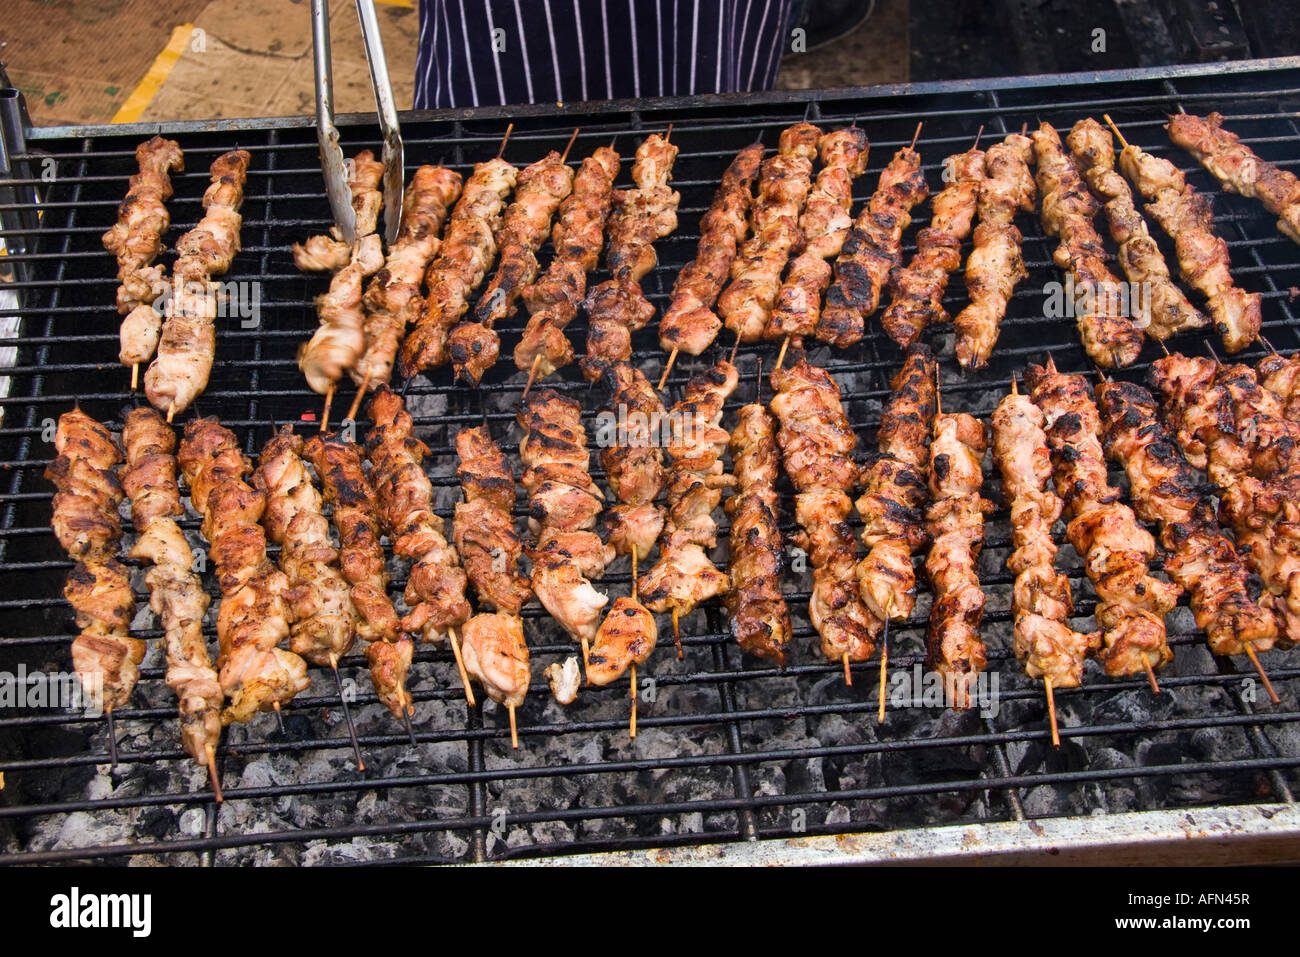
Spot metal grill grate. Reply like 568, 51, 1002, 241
1, 58, 1299, 865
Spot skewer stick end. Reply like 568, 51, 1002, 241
561, 127, 581, 163
130, 364, 139, 391
321, 384, 335, 434
630, 662, 637, 739
1044, 676, 1060, 748
205, 744, 224, 803
448, 626, 476, 707
842, 652, 852, 687
909, 121, 923, 151
775, 335, 790, 371
1244, 644, 1280, 705
508, 703, 519, 749
671, 604, 682, 660
345, 378, 371, 424
1142, 655, 1161, 695
523, 353, 542, 398
165, 404, 175, 424
658, 347, 678, 391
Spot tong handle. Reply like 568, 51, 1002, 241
312, 0, 357, 246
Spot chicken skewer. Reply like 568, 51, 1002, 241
145, 150, 252, 420
765, 127, 870, 354
992, 379, 1099, 743
347, 164, 465, 420
924, 388, 991, 710
292, 148, 387, 272
1168, 110, 1300, 245
1151, 353, 1300, 650
954, 130, 1036, 369
637, 360, 739, 656
303, 432, 416, 726
514, 145, 622, 392
770, 359, 875, 681
880, 133, 985, 349
1256, 350, 1300, 423
1068, 118, 1207, 342
459, 612, 530, 748
519, 389, 614, 669
178, 418, 310, 724
122, 408, 222, 796
402, 126, 519, 378
1026, 358, 1181, 687
764, 131, 871, 369
254, 426, 364, 767
298, 150, 386, 429
856, 344, 936, 710
718, 122, 822, 344
104, 136, 184, 387
1106, 115, 1262, 353
1031, 123, 1144, 368
1096, 377, 1278, 698
582, 131, 680, 378
817, 123, 929, 348
45, 410, 143, 755
724, 362, 792, 665
365, 386, 473, 657
593, 360, 668, 562
450, 133, 579, 387
657, 142, 765, 386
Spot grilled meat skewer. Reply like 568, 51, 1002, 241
718, 122, 821, 343
303, 432, 413, 718
178, 418, 309, 723
123, 408, 220, 764
46, 410, 143, 712
1168, 111, 1300, 245
145, 150, 251, 417
1026, 360, 1180, 677
953, 132, 1036, 369
106, 136, 184, 371
818, 140, 930, 348
658, 143, 764, 360
1068, 118, 1206, 341
514, 146, 621, 384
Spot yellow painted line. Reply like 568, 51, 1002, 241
112, 23, 194, 124
375, 0, 415, 7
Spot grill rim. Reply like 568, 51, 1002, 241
18, 55, 1300, 142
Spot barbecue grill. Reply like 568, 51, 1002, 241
1, 57, 1299, 866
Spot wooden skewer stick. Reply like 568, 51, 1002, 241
631, 544, 640, 739
664, 123, 673, 143
1142, 655, 1161, 695
166, 404, 176, 424
909, 121, 923, 151
130, 364, 139, 391
671, 603, 682, 660
1205, 340, 1222, 365
878, 599, 892, 723
1259, 334, 1279, 355
447, 626, 476, 706
775, 335, 791, 371
345, 378, 371, 423
560, 127, 581, 162
1102, 114, 1129, 150
729, 330, 742, 364
658, 348, 679, 391
508, 703, 519, 749
321, 384, 335, 434
398, 687, 417, 747
842, 652, 852, 687
1044, 676, 1060, 748
1244, 644, 1281, 705
630, 662, 638, 739
272, 700, 287, 734
330, 653, 365, 771
523, 353, 543, 398
1157, 338, 1171, 357
205, 744, 224, 803
105, 710, 119, 770
496, 123, 514, 159
972, 124, 985, 149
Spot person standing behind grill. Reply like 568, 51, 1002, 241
413, 0, 805, 108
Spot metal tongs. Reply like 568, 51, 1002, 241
311, 0, 404, 246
